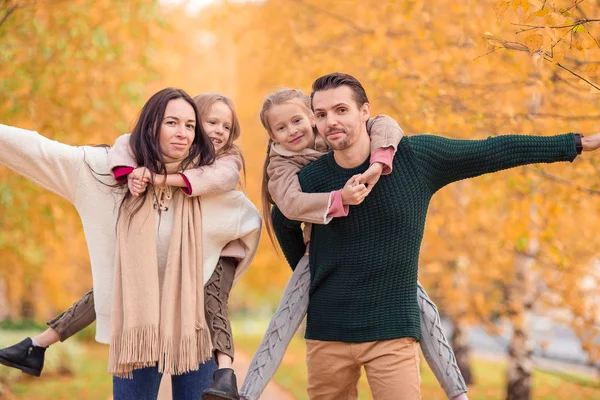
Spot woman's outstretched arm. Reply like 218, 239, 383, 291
0, 124, 84, 203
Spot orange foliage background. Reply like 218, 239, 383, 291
1, 0, 600, 366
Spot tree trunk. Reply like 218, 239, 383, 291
451, 316, 474, 384
505, 58, 543, 400
0, 278, 9, 321
20, 282, 36, 319
451, 181, 474, 384
505, 205, 539, 400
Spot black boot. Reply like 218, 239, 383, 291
0, 337, 46, 377
201, 368, 240, 400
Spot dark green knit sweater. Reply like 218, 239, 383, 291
272, 133, 577, 343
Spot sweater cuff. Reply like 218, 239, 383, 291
179, 173, 193, 195
113, 166, 134, 182
327, 190, 349, 218
370, 147, 394, 175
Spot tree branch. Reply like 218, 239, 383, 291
480, 36, 600, 91
561, 0, 586, 15
524, 166, 600, 195
512, 18, 600, 31
582, 23, 600, 49
0, 2, 19, 29
287, 0, 372, 34
554, 60, 600, 91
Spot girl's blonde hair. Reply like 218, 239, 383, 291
193, 93, 246, 184
259, 89, 313, 248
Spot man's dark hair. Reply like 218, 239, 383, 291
310, 72, 369, 110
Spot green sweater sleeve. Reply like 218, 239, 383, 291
408, 133, 578, 193
271, 206, 306, 271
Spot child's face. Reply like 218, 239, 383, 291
267, 101, 315, 152
202, 101, 232, 154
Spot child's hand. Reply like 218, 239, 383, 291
130, 166, 151, 182
358, 163, 383, 190
341, 174, 369, 205
128, 176, 147, 197
128, 167, 151, 197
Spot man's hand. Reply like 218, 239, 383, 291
582, 132, 600, 152
341, 174, 369, 205
358, 162, 384, 190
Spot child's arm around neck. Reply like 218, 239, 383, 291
107, 133, 242, 196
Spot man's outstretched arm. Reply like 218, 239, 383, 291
408, 132, 599, 193
271, 206, 306, 270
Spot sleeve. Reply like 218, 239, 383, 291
327, 190, 349, 217
410, 133, 578, 193
366, 114, 404, 152
271, 206, 306, 270
366, 114, 403, 174
107, 133, 136, 174
113, 166, 134, 182
370, 147, 395, 175
0, 124, 83, 203
180, 154, 242, 197
267, 155, 334, 224
230, 195, 263, 287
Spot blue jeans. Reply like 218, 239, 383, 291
112, 360, 217, 400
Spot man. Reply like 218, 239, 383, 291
270, 72, 600, 399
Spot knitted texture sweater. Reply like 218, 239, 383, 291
272, 133, 577, 343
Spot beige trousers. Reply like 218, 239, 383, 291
306, 337, 421, 400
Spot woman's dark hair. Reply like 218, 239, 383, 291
121, 88, 215, 222
130, 87, 215, 174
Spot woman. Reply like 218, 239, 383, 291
0, 88, 261, 400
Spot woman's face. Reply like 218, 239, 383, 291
267, 101, 315, 152
159, 98, 196, 162
202, 101, 232, 154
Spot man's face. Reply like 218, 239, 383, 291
312, 86, 370, 150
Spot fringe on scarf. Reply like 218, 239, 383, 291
109, 323, 213, 378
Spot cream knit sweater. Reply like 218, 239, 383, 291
0, 124, 262, 344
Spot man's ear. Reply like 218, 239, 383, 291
360, 102, 371, 123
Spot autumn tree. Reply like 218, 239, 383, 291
0, 0, 162, 318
